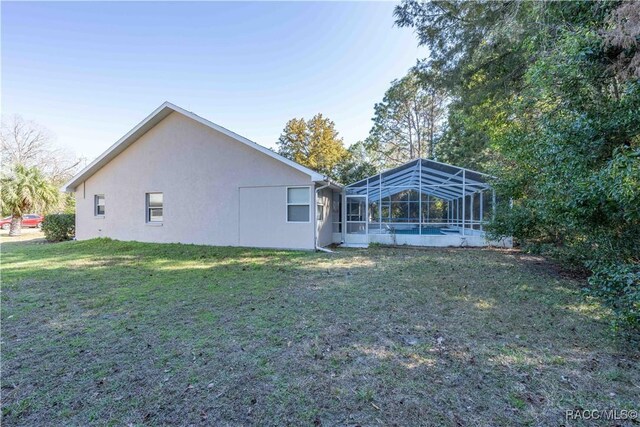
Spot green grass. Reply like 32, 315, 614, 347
2, 239, 638, 426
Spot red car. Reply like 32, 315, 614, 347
0, 214, 44, 230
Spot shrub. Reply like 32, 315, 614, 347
42, 213, 75, 242
586, 261, 640, 334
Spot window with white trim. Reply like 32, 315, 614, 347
287, 187, 310, 222
95, 195, 105, 216
146, 193, 163, 223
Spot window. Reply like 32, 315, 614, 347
317, 200, 324, 221
287, 187, 310, 222
146, 193, 163, 223
95, 195, 105, 216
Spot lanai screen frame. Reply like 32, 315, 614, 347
344, 159, 496, 236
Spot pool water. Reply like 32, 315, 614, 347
392, 227, 446, 235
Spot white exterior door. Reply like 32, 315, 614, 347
344, 195, 368, 245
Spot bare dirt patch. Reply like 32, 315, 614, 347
1, 228, 46, 245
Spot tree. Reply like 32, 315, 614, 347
603, 1, 640, 80
336, 141, 381, 184
395, 0, 640, 333
276, 114, 348, 179
1, 115, 81, 185
367, 69, 447, 167
394, 1, 614, 169
1, 164, 60, 236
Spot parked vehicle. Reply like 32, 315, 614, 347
0, 214, 44, 230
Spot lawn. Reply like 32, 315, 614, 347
1, 239, 638, 426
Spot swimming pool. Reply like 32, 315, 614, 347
390, 226, 446, 235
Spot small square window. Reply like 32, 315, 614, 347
286, 187, 310, 222
146, 193, 163, 222
95, 195, 105, 216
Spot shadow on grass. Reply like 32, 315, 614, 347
2, 240, 638, 426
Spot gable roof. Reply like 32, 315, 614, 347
62, 102, 326, 192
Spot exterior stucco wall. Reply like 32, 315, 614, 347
74, 112, 316, 249
238, 185, 314, 249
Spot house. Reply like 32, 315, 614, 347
62, 102, 343, 250
64, 102, 509, 250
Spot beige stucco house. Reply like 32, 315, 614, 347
63, 102, 343, 250
64, 102, 508, 250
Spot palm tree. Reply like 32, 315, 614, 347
1, 164, 59, 236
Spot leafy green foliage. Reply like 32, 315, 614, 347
277, 114, 349, 179
336, 141, 380, 184
1, 164, 60, 217
587, 261, 640, 333
396, 0, 640, 334
1, 164, 60, 236
62, 192, 76, 214
42, 213, 75, 242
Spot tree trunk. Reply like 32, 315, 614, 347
429, 122, 435, 159
429, 101, 435, 159
407, 111, 414, 160
9, 215, 22, 237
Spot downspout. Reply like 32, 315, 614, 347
314, 181, 334, 253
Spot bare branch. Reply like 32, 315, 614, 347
1, 115, 80, 185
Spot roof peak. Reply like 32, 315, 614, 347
62, 102, 327, 192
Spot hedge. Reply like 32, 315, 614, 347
42, 214, 75, 242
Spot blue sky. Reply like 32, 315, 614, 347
2, 1, 425, 161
